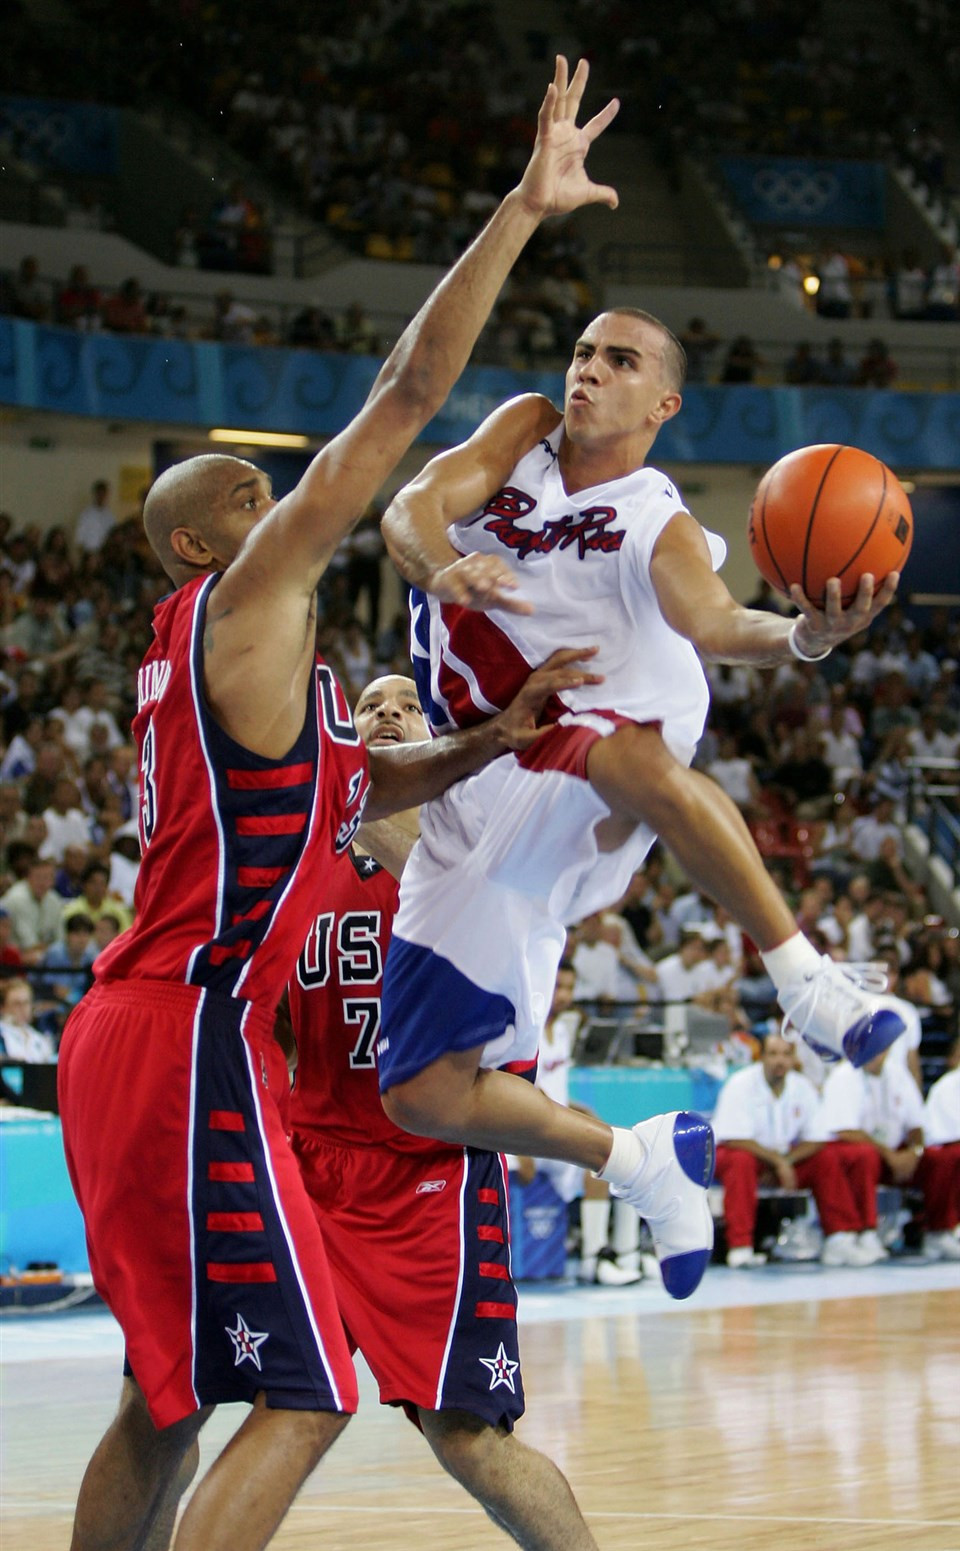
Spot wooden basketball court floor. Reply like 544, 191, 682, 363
3, 1261, 959, 1550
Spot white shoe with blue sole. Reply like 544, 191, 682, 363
779, 956, 905, 1066
610, 1111, 715, 1300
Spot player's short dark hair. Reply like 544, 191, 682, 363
605, 306, 687, 392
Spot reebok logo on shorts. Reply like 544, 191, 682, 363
415, 1178, 447, 1194
226, 1312, 270, 1371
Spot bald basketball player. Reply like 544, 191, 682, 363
57, 58, 619, 1551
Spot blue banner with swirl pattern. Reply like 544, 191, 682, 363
1, 320, 958, 469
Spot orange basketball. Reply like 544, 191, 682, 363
747, 444, 913, 607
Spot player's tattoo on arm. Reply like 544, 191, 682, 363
203, 603, 233, 655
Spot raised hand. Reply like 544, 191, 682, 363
788, 570, 900, 656
494, 647, 603, 751
516, 56, 620, 219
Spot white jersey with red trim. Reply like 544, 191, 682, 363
411, 424, 726, 763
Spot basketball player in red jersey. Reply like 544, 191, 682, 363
287, 673, 602, 1551
371, 308, 904, 1298
56, 59, 620, 1551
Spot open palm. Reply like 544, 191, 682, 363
517, 56, 620, 218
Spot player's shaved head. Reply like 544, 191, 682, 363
142, 454, 259, 583
603, 307, 687, 391
355, 674, 419, 713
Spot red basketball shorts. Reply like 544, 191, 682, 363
58, 980, 358, 1428
292, 1130, 525, 1429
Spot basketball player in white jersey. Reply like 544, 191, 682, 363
373, 307, 904, 1301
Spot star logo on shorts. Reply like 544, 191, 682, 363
478, 1342, 519, 1393
226, 1312, 269, 1371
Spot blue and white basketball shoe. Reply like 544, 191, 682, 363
610, 1111, 715, 1301
779, 956, 905, 1067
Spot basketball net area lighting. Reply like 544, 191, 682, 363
803, 275, 821, 296
208, 428, 311, 448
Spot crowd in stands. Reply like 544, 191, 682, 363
787, 245, 960, 325
2, 477, 956, 1090
1, 475, 958, 1272
683, 319, 905, 388
5, 248, 956, 389
0, 227, 600, 368
565, 0, 956, 191
2, 0, 957, 332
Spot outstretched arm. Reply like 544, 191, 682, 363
649, 511, 899, 667
362, 647, 601, 820
221, 59, 616, 609
206, 59, 617, 752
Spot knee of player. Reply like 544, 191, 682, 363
292, 1406, 352, 1463
419, 1406, 501, 1484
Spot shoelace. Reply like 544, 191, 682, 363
780, 959, 891, 1046
828, 961, 890, 994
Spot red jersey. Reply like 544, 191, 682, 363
288, 851, 434, 1152
97, 574, 369, 1010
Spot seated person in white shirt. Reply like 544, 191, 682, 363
713, 1030, 878, 1268
513, 963, 643, 1286
819, 1042, 928, 1262
650, 928, 708, 1005
919, 1043, 960, 1262
0, 976, 57, 1062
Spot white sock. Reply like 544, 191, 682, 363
761, 932, 822, 991
595, 1127, 646, 1189
610, 1197, 640, 1272
580, 1197, 612, 1264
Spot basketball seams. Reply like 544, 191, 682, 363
757, 477, 789, 594
830, 455, 888, 603
800, 445, 843, 603
747, 443, 912, 608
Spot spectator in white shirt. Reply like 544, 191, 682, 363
74, 480, 116, 555
650, 930, 708, 1005
907, 710, 960, 764
0, 854, 64, 964
712, 1031, 877, 1267
570, 912, 643, 1006
819, 1045, 927, 1261
70, 679, 124, 760
849, 790, 903, 864
818, 704, 863, 790
705, 732, 760, 816
515, 964, 642, 1285
40, 777, 92, 864
920, 1049, 960, 1260
0, 976, 56, 1062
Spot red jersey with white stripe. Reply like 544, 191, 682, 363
96, 574, 369, 1009
410, 425, 726, 764
288, 851, 435, 1152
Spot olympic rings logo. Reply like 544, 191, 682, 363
753, 168, 841, 215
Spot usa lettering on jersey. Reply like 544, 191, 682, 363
475, 487, 624, 560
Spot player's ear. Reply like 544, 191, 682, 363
652, 391, 682, 425
170, 525, 216, 567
